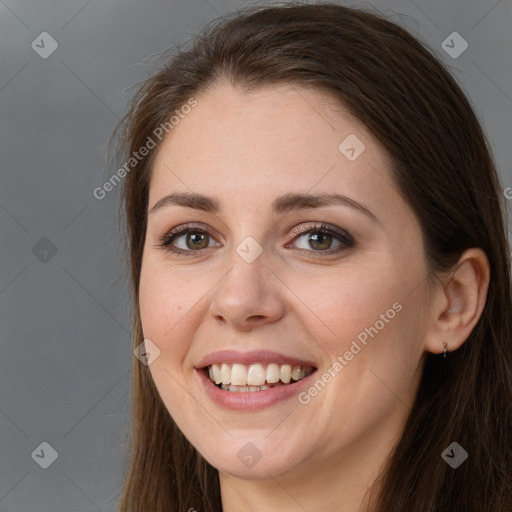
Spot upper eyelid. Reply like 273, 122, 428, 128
165, 221, 344, 237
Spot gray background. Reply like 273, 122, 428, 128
1, 0, 511, 510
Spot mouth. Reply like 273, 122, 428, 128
201, 362, 316, 392
195, 349, 318, 409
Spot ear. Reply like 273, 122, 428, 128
424, 248, 490, 355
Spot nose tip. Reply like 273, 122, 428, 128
208, 255, 286, 330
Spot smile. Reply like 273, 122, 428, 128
207, 362, 315, 392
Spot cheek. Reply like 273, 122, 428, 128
138, 264, 193, 365
295, 264, 421, 397
138, 267, 200, 421
297, 264, 403, 353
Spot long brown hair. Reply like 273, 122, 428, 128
113, 2, 512, 510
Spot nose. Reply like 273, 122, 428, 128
208, 253, 286, 332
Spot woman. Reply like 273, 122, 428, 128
113, 2, 512, 511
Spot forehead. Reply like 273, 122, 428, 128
155, 82, 365, 157
149, 83, 394, 213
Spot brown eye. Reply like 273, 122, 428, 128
288, 222, 355, 254
305, 232, 334, 251
184, 232, 210, 250
157, 225, 219, 256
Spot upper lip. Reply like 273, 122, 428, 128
196, 350, 318, 369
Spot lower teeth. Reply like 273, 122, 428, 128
219, 381, 289, 392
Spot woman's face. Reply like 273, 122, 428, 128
139, 83, 432, 480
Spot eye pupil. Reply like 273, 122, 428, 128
188, 232, 208, 249
309, 232, 332, 250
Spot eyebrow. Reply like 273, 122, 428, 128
148, 191, 379, 224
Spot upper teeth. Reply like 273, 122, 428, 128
207, 363, 313, 386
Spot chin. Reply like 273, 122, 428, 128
196, 436, 311, 481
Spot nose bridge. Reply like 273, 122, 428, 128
219, 243, 270, 305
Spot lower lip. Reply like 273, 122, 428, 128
196, 368, 317, 411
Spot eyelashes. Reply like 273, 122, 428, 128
157, 224, 219, 256
155, 222, 355, 257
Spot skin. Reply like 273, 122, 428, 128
138, 82, 490, 512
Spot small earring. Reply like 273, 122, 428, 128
443, 341, 448, 358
